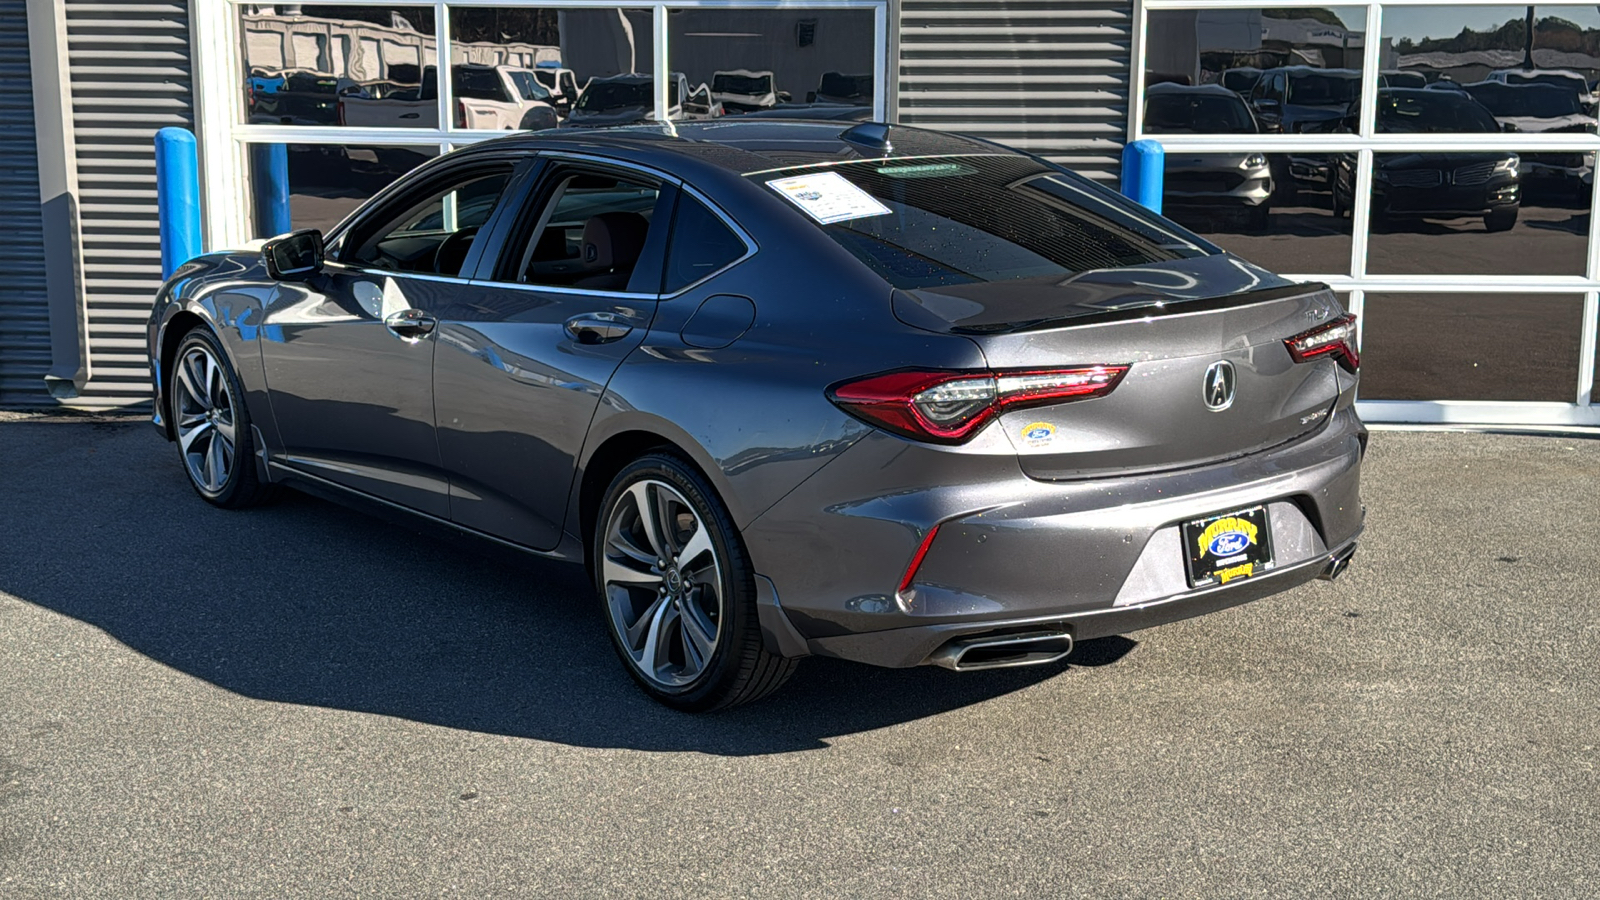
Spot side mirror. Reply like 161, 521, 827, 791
777, 90, 792, 103
1501, 121, 1519, 133
262, 229, 324, 280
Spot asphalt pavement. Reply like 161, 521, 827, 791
1, 420, 1597, 897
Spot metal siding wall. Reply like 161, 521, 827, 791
66, 0, 194, 408
0, 0, 52, 407
897, 0, 1132, 181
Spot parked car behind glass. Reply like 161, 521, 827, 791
1143, 83, 1274, 230
1332, 88, 1521, 231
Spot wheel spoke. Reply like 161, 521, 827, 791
602, 553, 662, 589
176, 354, 209, 410
640, 597, 677, 672
205, 351, 224, 410
178, 419, 212, 455
627, 482, 669, 560
680, 599, 717, 670
622, 592, 668, 651
205, 432, 226, 489
212, 412, 237, 446
675, 525, 713, 572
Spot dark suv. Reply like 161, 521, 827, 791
1331, 89, 1521, 231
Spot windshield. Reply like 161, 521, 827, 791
1506, 72, 1582, 94
1144, 93, 1256, 134
750, 155, 1208, 289
577, 81, 651, 112
1287, 72, 1361, 106
1376, 91, 1498, 133
818, 73, 871, 99
1466, 83, 1580, 118
713, 73, 772, 94
507, 71, 551, 101
454, 67, 509, 102
1220, 70, 1261, 93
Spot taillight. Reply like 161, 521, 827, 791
336, 98, 345, 126
828, 366, 1129, 444
1285, 313, 1359, 373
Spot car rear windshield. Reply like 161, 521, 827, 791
1144, 93, 1256, 134
750, 155, 1211, 289
578, 81, 652, 111
1466, 83, 1580, 118
1287, 72, 1360, 105
714, 74, 772, 94
1377, 92, 1499, 133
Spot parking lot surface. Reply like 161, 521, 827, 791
2, 420, 1598, 897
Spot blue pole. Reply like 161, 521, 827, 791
155, 127, 203, 278
1120, 139, 1165, 214
251, 143, 291, 237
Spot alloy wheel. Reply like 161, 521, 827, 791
173, 343, 238, 495
601, 478, 724, 689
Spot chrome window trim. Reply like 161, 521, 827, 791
322, 259, 476, 286
467, 151, 759, 301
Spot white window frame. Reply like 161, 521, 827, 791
191, 0, 890, 249
1132, 0, 1600, 428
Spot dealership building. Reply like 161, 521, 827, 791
5, 0, 1600, 428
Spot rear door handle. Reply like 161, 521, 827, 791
384, 308, 436, 342
564, 313, 633, 345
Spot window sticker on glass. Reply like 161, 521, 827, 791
766, 171, 891, 225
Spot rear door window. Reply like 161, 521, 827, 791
751, 155, 1211, 289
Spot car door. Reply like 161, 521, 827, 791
259, 156, 525, 516
430, 157, 677, 550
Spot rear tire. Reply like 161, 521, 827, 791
1485, 208, 1518, 233
595, 453, 798, 711
169, 328, 277, 509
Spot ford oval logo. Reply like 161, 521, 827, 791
1209, 531, 1250, 557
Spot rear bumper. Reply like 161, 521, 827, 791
807, 534, 1359, 668
744, 405, 1365, 667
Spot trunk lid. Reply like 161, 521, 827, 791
892, 254, 1345, 479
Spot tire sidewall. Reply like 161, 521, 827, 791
171, 328, 254, 506
594, 453, 757, 710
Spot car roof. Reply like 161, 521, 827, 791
449, 120, 1004, 176
1263, 66, 1361, 77
1148, 83, 1244, 99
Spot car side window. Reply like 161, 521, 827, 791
510, 168, 663, 292
663, 194, 747, 293
344, 166, 514, 277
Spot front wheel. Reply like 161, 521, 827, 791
595, 453, 798, 711
169, 328, 276, 508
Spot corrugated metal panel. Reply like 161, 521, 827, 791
0, 0, 53, 407
65, 0, 193, 409
897, 0, 1131, 182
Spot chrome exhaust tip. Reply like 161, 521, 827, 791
928, 630, 1074, 672
1319, 544, 1357, 582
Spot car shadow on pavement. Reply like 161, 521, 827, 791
0, 423, 1136, 756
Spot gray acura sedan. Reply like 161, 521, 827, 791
147, 121, 1364, 710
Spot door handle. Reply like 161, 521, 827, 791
385, 308, 436, 342
564, 313, 633, 345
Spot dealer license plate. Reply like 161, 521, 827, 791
1182, 506, 1274, 588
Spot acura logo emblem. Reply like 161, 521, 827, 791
1204, 360, 1236, 411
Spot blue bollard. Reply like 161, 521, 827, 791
251, 143, 291, 237
154, 127, 203, 279
1120, 139, 1165, 214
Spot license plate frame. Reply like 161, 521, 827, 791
1182, 505, 1274, 588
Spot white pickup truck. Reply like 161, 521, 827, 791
339, 64, 559, 130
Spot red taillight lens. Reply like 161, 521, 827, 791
828, 366, 1129, 444
1285, 313, 1359, 373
